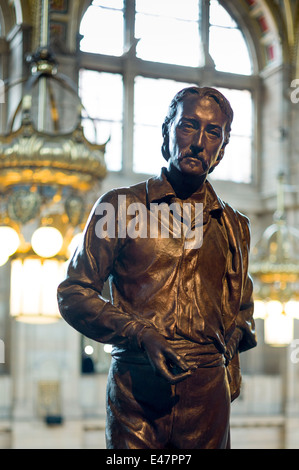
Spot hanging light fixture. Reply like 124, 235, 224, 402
0, 0, 107, 323
250, 173, 299, 346
31, 226, 64, 258
0, 226, 20, 265
10, 257, 66, 324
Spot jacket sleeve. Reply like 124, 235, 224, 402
236, 214, 257, 353
226, 264, 256, 402
57, 190, 153, 348
224, 212, 257, 401
224, 273, 256, 363
225, 212, 257, 358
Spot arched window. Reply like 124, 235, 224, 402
209, 0, 252, 75
79, 0, 256, 184
80, 0, 124, 56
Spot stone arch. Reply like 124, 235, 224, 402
0, 0, 17, 35
220, 0, 284, 72
0, 0, 91, 53
49, 0, 92, 53
0, 0, 33, 36
65, 0, 91, 53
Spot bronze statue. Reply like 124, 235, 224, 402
57, 86, 257, 449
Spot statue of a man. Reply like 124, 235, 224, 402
58, 86, 257, 449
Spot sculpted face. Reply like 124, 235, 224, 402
166, 95, 228, 178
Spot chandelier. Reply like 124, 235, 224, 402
0, 0, 107, 323
250, 173, 299, 346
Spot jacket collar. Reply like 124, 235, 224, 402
147, 167, 225, 215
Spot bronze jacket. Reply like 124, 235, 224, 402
58, 169, 257, 400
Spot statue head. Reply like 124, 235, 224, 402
161, 86, 234, 174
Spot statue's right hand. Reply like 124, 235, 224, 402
139, 328, 195, 384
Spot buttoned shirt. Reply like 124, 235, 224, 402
58, 169, 256, 372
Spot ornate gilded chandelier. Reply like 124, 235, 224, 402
0, 0, 107, 323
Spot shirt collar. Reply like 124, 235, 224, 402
147, 167, 225, 214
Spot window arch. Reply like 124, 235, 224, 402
80, 0, 124, 56
79, 0, 257, 184
209, 0, 252, 75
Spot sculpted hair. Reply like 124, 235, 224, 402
161, 86, 234, 162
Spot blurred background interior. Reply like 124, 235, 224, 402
1, 0, 299, 449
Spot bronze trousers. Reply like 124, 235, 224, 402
105, 357, 231, 449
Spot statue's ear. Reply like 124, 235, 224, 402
217, 147, 225, 163
208, 147, 225, 174
162, 122, 168, 138
161, 123, 170, 161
